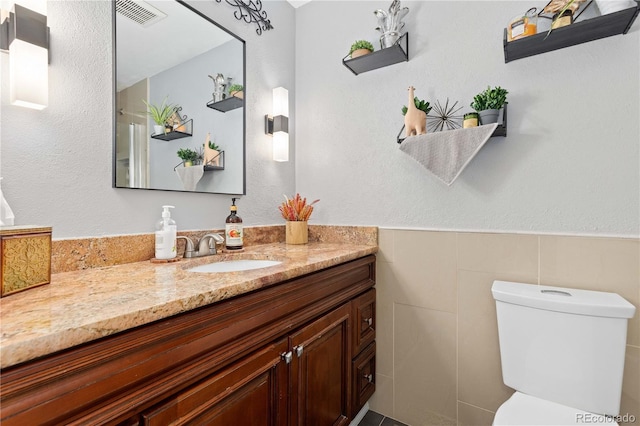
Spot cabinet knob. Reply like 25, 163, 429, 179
281, 351, 293, 364
365, 317, 373, 327
295, 345, 304, 357
364, 373, 373, 383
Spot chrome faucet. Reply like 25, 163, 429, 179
177, 233, 224, 258
198, 233, 225, 256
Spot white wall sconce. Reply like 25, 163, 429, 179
265, 87, 289, 162
0, 4, 49, 110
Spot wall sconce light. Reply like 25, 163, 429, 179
265, 87, 289, 162
0, 4, 49, 110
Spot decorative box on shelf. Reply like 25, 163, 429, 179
0, 225, 52, 297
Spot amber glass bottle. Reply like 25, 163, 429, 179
225, 198, 243, 250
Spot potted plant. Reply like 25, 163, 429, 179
229, 84, 244, 100
402, 97, 432, 116
142, 97, 176, 135
470, 86, 508, 125
279, 193, 319, 245
349, 40, 374, 59
177, 147, 199, 167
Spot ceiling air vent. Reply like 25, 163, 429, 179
116, 0, 167, 27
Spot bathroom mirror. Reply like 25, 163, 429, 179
113, 0, 246, 194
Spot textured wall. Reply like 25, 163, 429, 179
0, 0, 296, 238
2, 1, 639, 238
295, 1, 640, 237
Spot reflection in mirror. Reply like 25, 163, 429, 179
113, 0, 245, 194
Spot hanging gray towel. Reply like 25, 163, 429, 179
399, 123, 499, 185
176, 165, 205, 191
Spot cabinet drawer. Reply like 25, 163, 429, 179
351, 342, 376, 417
351, 288, 375, 355
142, 339, 288, 426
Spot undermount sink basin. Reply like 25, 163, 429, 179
188, 259, 282, 273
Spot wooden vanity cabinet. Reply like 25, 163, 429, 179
142, 338, 289, 426
0, 255, 376, 426
289, 302, 352, 426
350, 288, 376, 417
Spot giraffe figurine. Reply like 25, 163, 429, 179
404, 86, 427, 137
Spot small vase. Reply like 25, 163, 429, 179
380, 31, 400, 49
351, 48, 372, 59
153, 125, 163, 135
286, 221, 308, 245
478, 109, 500, 125
463, 112, 479, 128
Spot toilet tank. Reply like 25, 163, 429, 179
492, 280, 635, 416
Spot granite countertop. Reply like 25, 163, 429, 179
0, 242, 377, 369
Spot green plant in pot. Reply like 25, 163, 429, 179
349, 40, 375, 59
402, 97, 432, 116
177, 147, 199, 167
229, 84, 244, 99
142, 97, 176, 135
470, 86, 508, 125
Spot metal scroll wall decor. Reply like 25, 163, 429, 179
215, 0, 273, 35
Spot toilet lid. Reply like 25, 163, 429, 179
493, 392, 618, 426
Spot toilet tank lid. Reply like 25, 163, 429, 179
492, 281, 636, 319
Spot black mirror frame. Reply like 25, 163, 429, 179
111, 0, 247, 195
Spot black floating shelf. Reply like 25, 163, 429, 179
343, 33, 409, 76
205, 150, 225, 171
207, 96, 243, 112
504, 1, 640, 63
396, 105, 507, 144
492, 105, 507, 137
151, 119, 193, 141
174, 151, 225, 172
151, 130, 191, 141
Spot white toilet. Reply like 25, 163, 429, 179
491, 280, 636, 426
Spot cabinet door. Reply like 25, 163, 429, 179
351, 288, 375, 356
142, 339, 288, 426
289, 303, 351, 426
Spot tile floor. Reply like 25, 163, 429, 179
358, 410, 409, 426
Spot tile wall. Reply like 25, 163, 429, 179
370, 229, 640, 425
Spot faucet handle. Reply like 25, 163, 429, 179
198, 233, 224, 255
176, 236, 195, 258
211, 233, 225, 253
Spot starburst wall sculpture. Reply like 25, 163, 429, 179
427, 99, 464, 132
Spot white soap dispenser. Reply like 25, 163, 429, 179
155, 205, 177, 260
0, 178, 15, 226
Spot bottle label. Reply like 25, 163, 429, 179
510, 18, 526, 39
155, 225, 177, 259
225, 224, 243, 247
